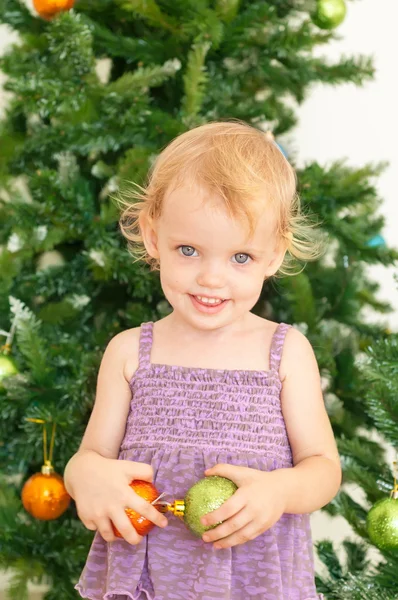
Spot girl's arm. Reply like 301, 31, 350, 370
276, 326, 342, 513
64, 329, 167, 543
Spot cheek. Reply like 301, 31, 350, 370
160, 256, 193, 291
234, 266, 265, 297
242, 281, 263, 301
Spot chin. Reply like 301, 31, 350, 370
186, 310, 236, 332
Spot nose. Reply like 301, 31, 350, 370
196, 259, 226, 290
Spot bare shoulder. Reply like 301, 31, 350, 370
279, 326, 318, 382
104, 326, 141, 382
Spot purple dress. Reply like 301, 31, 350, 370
76, 321, 324, 600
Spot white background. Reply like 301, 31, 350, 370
291, 0, 398, 330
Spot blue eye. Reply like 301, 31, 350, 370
232, 253, 251, 264
179, 245, 198, 257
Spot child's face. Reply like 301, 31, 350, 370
141, 183, 285, 331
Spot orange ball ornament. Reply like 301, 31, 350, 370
22, 463, 70, 520
113, 480, 162, 537
33, 0, 75, 20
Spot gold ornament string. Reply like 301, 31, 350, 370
26, 418, 57, 468
392, 460, 398, 499
0, 315, 18, 354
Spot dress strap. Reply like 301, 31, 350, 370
269, 322, 291, 373
138, 321, 154, 368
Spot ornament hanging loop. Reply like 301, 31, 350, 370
0, 315, 18, 354
26, 418, 57, 473
392, 461, 398, 500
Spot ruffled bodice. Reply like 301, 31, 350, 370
76, 321, 323, 600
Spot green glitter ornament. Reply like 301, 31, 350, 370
366, 464, 398, 550
164, 476, 238, 537
312, 0, 346, 30
0, 345, 18, 388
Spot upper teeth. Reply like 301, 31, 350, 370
195, 296, 223, 305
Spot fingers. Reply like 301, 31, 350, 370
75, 479, 168, 546
204, 464, 252, 484
202, 506, 251, 544
124, 488, 168, 529
77, 508, 98, 532
95, 516, 118, 543
79, 517, 97, 531
200, 489, 245, 529
109, 509, 143, 545
211, 520, 260, 549
106, 487, 168, 545
124, 461, 154, 483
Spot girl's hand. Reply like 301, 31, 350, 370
200, 464, 287, 549
66, 451, 168, 545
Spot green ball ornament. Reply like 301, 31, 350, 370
312, 0, 346, 30
185, 476, 237, 537
0, 352, 18, 387
366, 496, 398, 550
166, 476, 238, 538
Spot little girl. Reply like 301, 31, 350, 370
65, 121, 341, 600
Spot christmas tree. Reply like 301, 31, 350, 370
0, 1, 397, 598
316, 332, 398, 599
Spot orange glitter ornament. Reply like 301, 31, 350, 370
22, 419, 70, 520
33, 0, 75, 20
22, 461, 70, 520
113, 480, 163, 537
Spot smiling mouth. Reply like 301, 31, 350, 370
192, 295, 226, 305
189, 294, 230, 314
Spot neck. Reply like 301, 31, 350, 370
159, 311, 255, 342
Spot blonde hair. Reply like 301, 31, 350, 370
118, 120, 323, 275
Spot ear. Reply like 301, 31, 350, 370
263, 239, 287, 278
139, 212, 160, 260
